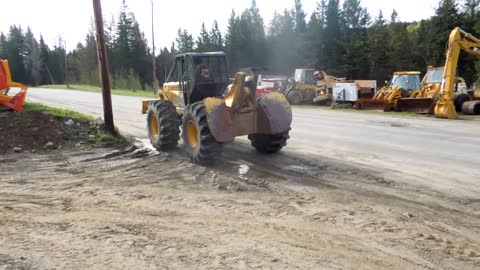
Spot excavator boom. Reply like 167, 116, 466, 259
435, 27, 480, 119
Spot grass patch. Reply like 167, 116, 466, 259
24, 102, 95, 121
25, 102, 128, 148
37, 84, 156, 98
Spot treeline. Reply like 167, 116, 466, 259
2, 0, 480, 90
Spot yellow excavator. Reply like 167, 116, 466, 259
0, 59, 28, 111
435, 27, 480, 119
356, 71, 422, 111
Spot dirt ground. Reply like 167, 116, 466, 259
1, 139, 479, 270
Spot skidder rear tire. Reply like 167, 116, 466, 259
182, 102, 221, 164
147, 100, 180, 151
248, 131, 290, 154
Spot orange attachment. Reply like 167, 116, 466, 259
0, 59, 28, 112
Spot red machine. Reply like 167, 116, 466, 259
0, 59, 28, 112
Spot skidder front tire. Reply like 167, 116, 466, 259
182, 102, 221, 164
147, 100, 180, 151
248, 131, 290, 154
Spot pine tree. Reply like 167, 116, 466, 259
39, 35, 53, 85
210, 20, 224, 51
267, 9, 296, 74
324, 0, 343, 74
342, 0, 370, 78
294, 0, 307, 34
196, 22, 212, 52
6, 25, 27, 83
0, 33, 6, 59
176, 29, 194, 53
368, 10, 390, 83
24, 27, 41, 85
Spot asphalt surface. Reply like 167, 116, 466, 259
26, 87, 480, 198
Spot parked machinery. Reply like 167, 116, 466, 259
356, 71, 422, 111
435, 27, 480, 119
394, 67, 469, 113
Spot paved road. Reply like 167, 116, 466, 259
27, 88, 480, 198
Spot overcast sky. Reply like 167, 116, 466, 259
0, 0, 439, 52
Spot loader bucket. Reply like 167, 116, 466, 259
355, 98, 387, 111
462, 100, 480, 115
394, 98, 435, 114
434, 99, 457, 119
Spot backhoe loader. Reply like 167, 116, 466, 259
435, 27, 480, 119
356, 71, 422, 111
0, 59, 28, 112
141, 52, 292, 164
394, 67, 469, 113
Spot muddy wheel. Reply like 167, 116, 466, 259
287, 90, 302, 105
248, 131, 290, 154
147, 100, 180, 151
182, 102, 221, 164
454, 93, 471, 112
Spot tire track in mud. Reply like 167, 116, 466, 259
0, 143, 479, 269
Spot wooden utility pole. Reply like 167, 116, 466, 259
92, 0, 116, 135
64, 40, 69, 88
151, 0, 159, 94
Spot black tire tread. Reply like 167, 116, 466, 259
248, 131, 290, 154
182, 102, 221, 164
147, 100, 180, 151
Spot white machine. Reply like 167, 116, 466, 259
332, 83, 358, 102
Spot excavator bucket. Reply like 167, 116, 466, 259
355, 98, 387, 111
434, 98, 457, 119
394, 98, 435, 114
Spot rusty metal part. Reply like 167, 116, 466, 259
355, 99, 388, 111
462, 100, 480, 115
203, 97, 234, 143
256, 92, 292, 134
394, 98, 435, 114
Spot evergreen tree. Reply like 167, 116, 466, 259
210, 20, 224, 51
24, 27, 41, 85
176, 29, 194, 53
196, 23, 212, 52
368, 10, 390, 83
324, 0, 343, 74
0, 33, 7, 59
341, 0, 370, 78
294, 0, 307, 34
267, 9, 297, 74
39, 35, 54, 85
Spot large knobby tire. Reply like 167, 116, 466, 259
182, 102, 221, 164
454, 93, 472, 112
287, 90, 302, 105
147, 100, 180, 151
248, 131, 290, 154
